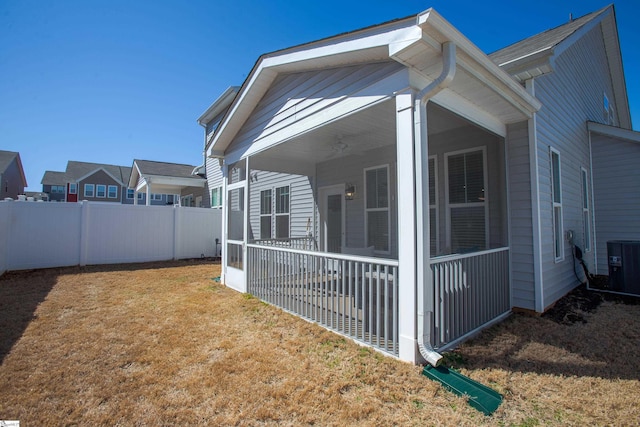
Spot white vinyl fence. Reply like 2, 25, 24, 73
0, 200, 222, 275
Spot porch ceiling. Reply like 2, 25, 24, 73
249, 98, 472, 175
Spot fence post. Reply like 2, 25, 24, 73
0, 201, 11, 274
173, 205, 181, 260
79, 200, 90, 266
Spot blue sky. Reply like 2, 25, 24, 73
1, 0, 638, 191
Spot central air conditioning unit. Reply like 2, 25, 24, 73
604, 240, 640, 297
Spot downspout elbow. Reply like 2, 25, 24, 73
416, 41, 456, 368
417, 41, 456, 105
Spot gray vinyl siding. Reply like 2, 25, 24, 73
227, 61, 404, 156
247, 171, 314, 241
532, 24, 614, 308
506, 121, 536, 310
591, 134, 640, 274
206, 156, 224, 203
316, 145, 398, 258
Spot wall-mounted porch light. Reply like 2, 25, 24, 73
345, 183, 356, 200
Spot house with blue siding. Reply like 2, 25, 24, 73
202, 5, 637, 365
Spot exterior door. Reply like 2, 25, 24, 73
319, 185, 345, 253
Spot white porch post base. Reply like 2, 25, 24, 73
398, 334, 419, 363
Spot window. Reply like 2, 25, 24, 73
51, 185, 65, 194
365, 165, 390, 252
275, 186, 290, 239
603, 93, 610, 124
429, 156, 438, 256
108, 185, 118, 199
96, 185, 106, 198
551, 148, 563, 261
260, 189, 272, 239
127, 189, 135, 199
446, 149, 486, 253
84, 184, 95, 198
151, 193, 162, 201
138, 192, 144, 200
69, 183, 77, 194
211, 186, 223, 208
581, 167, 591, 252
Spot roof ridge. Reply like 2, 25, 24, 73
489, 5, 610, 58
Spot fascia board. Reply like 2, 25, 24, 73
417, 9, 541, 115
197, 86, 240, 126
144, 174, 206, 188
588, 121, 640, 143
208, 22, 417, 158
14, 153, 28, 187
128, 162, 143, 188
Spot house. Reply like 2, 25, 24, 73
42, 161, 132, 204
204, 6, 636, 365
41, 170, 68, 202
127, 159, 208, 207
0, 150, 27, 200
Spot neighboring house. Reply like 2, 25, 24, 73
0, 150, 27, 199
128, 159, 208, 207
42, 161, 131, 204
203, 6, 636, 365
41, 170, 68, 202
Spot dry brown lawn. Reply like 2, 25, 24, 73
0, 260, 639, 426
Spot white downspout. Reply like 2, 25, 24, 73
415, 41, 456, 367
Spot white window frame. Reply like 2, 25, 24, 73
364, 164, 391, 255
69, 183, 77, 195
151, 193, 163, 201
581, 167, 591, 252
274, 185, 290, 239
137, 192, 144, 200
550, 147, 564, 262
96, 184, 106, 198
84, 184, 95, 198
428, 155, 439, 256
444, 147, 488, 253
107, 185, 118, 199
127, 189, 135, 199
211, 186, 223, 209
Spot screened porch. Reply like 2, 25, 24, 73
224, 99, 511, 357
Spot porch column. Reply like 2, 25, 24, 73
134, 190, 138, 205
395, 91, 418, 363
146, 182, 151, 206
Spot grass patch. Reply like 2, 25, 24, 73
0, 261, 639, 425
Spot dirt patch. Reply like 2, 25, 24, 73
543, 282, 640, 325
542, 284, 604, 324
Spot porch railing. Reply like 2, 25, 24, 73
247, 244, 399, 356
250, 237, 317, 251
430, 247, 510, 349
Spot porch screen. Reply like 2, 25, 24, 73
228, 187, 245, 241
365, 166, 389, 252
447, 149, 486, 253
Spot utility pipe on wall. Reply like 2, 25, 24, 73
414, 41, 456, 367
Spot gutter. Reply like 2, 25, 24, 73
414, 41, 456, 367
